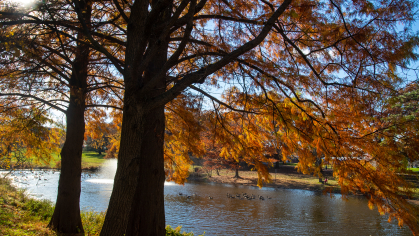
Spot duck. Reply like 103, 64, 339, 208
208, 196, 213, 199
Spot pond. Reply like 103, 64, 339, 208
1, 159, 412, 235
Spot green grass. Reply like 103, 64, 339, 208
81, 151, 107, 169
2, 150, 108, 170
280, 162, 298, 166
0, 178, 55, 235
0, 177, 201, 235
39, 151, 107, 169
166, 225, 205, 236
408, 167, 419, 172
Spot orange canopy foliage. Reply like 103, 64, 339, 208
2, 0, 419, 234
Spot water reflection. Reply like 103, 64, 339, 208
0, 160, 413, 235
163, 182, 412, 235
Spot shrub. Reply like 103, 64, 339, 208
81, 211, 106, 236
24, 198, 54, 220
166, 225, 204, 236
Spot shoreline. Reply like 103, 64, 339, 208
0, 165, 101, 172
187, 165, 342, 194
187, 166, 419, 206
189, 175, 341, 193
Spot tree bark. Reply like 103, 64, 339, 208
48, 2, 91, 234
234, 167, 240, 178
125, 105, 166, 235
101, 27, 168, 236
48, 99, 85, 235
100, 96, 166, 236
101, 1, 172, 234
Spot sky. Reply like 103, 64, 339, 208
2, 0, 36, 8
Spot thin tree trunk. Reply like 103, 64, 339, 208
48, 100, 85, 235
48, 2, 91, 234
234, 167, 240, 178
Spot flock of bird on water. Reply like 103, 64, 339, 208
8, 170, 54, 183
5, 170, 95, 185
8, 171, 275, 201
178, 192, 272, 200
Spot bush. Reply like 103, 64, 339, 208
24, 198, 54, 220
54, 160, 61, 169
81, 211, 106, 236
166, 225, 204, 236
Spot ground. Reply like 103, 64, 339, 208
2, 151, 107, 171
189, 165, 340, 193
189, 164, 419, 202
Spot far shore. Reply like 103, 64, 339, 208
0, 165, 101, 172
188, 165, 342, 194
187, 165, 419, 206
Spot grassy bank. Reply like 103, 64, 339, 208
54, 151, 107, 170
0, 177, 55, 235
81, 151, 107, 169
0, 177, 201, 236
5, 151, 108, 171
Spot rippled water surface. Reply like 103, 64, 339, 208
1, 160, 412, 235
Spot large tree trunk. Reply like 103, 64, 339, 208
48, 2, 91, 234
100, 101, 166, 236
101, 1, 170, 234
125, 105, 166, 235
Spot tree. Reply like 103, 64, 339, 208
3, 0, 419, 234
0, 1, 122, 234
74, 0, 418, 234
200, 114, 242, 178
164, 93, 205, 184
383, 81, 419, 166
97, 1, 415, 230
85, 114, 118, 156
0, 104, 62, 170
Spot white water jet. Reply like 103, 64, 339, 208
84, 159, 118, 184
86, 179, 114, 184
91, 159, 175, 186
98, 158, 118, 179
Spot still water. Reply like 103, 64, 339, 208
2, 160, 412, 235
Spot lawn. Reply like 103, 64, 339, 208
81, 151, 107, 169
1, 150, 108, 170
408, 168, 419, 172
51, 151, 107, 169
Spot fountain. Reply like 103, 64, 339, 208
86, 158, 117, 184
